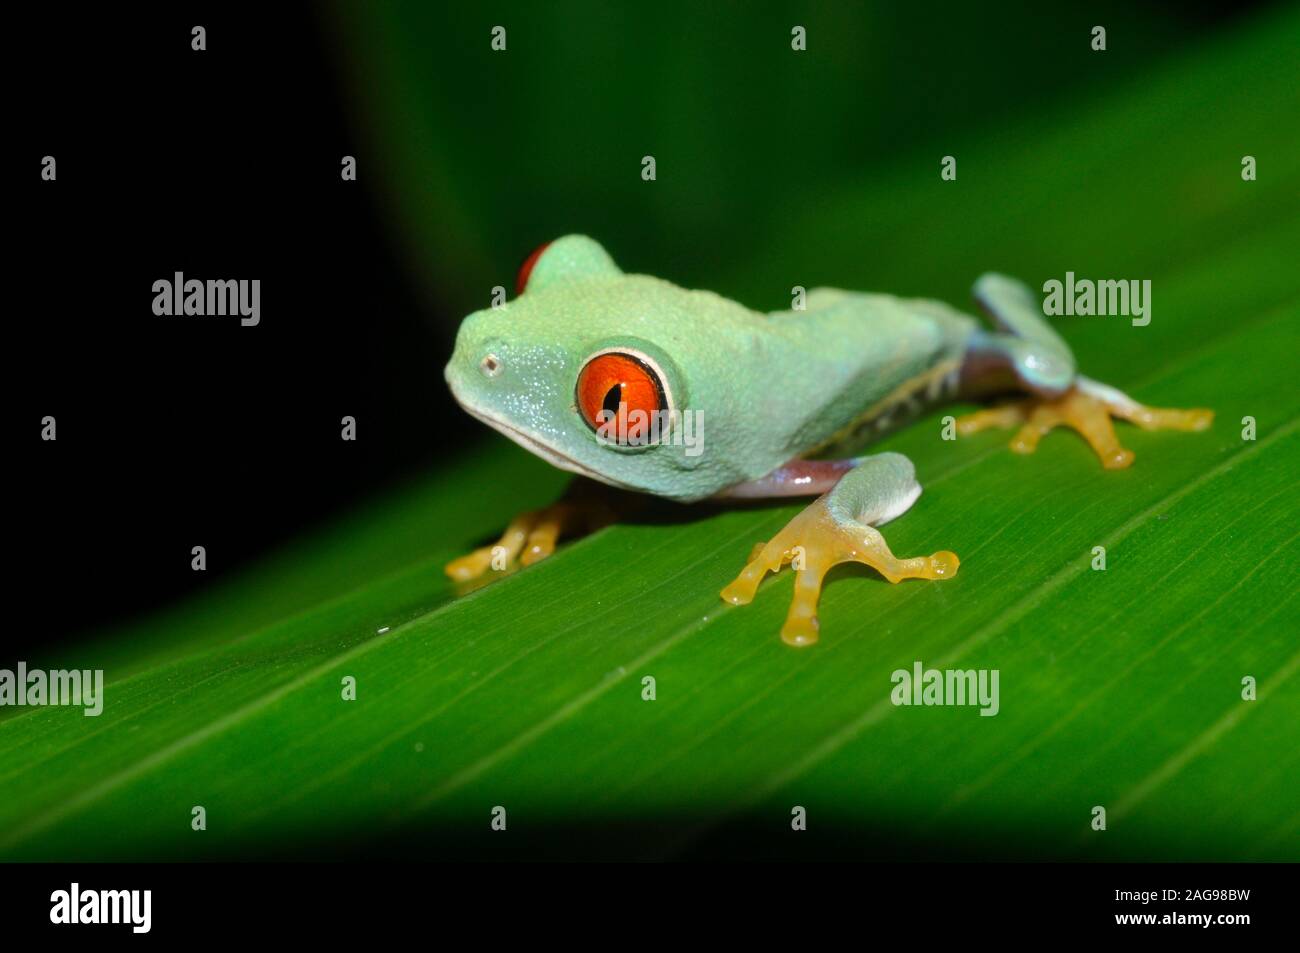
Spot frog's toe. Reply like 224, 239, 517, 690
720, 538, 787, 607
1106, 396, 1214, 433
520, 505, 572, 566
444, 548, 493, 582
954, 402, 1031, 436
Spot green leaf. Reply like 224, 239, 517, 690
3, 7, 1298, 860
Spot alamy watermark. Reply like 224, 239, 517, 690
50, 883, 151, 933
152, 272, 260, 326
891, 660, 999, 716
1043, 272, 1151, 327
0, 662, 103, 716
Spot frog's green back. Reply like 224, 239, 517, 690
445, 235, 975, 501
754, 294, 974, 458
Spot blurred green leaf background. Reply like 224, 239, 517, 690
2, 0, 1296, 860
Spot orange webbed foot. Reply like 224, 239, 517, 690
956, 376, 1212, 469
722, 492, 957, 647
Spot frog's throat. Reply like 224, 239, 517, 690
455, 399, 638, 491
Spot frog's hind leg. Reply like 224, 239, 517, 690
957, 274, 1213, 468
964, 272, 1077, 397
721, 453, 958, 646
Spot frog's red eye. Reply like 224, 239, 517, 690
576, 352, 664, 442
516, 241, 552, 296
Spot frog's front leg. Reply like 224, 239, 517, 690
957, 273, 1213, 468
720, 453, 958, 647
444, 493, 615, 582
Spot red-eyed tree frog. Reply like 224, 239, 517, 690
444, 235, 1213, 646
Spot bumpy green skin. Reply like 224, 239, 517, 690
445, 235, 1074, 504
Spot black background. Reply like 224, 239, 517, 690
13, 4, 479, 658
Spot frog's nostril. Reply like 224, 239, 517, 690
479, 353, 503, 378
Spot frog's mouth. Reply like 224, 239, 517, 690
452, 393, 638, 491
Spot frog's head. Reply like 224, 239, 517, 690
445, 235, 759, 501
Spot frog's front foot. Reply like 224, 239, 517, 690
721, 454, 958, 647
444, 500, 612, 582
955, 376, 1213, 469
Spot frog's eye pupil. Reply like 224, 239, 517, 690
602, 384, 623, 418
516, 241, 551, 296
575, 352, 666, 444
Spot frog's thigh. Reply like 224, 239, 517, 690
721, 453, 959, 647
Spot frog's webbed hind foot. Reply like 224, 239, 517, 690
956, 376, 1213, 469
444, 499, 613, 582
721, 453, 958, 647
